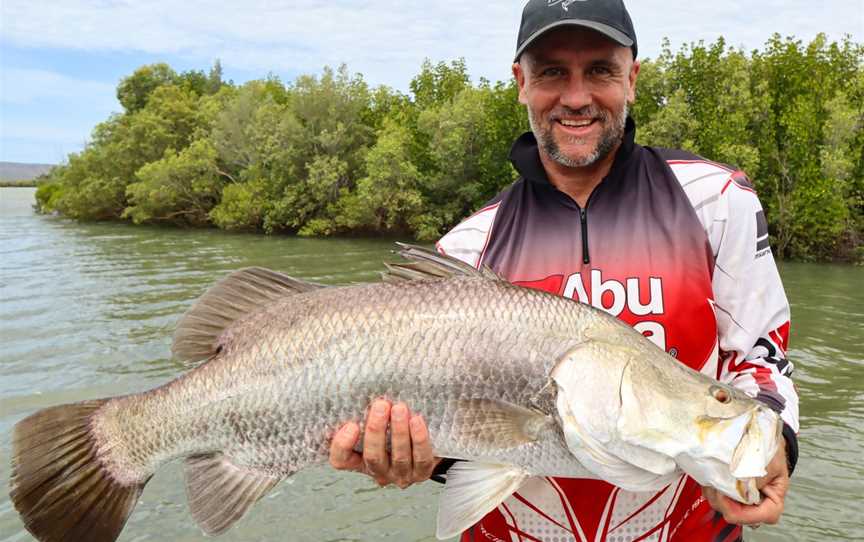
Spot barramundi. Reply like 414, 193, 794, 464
10, 245, 782, 542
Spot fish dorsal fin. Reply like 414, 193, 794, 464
436, 462, 531, 540
382, 243, 502, 283
172, 267, 324, 365
184, 453, 282, 536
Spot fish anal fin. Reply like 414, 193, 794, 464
172, 268, 324, 366
436, 462, 530, 540
449, 399, 553, 448
184, 453, 282, 536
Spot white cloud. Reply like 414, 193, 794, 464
1, 122, 91, 143
0, 69, 118, 162
2, 1, 861, 89
630, 1, 863, 60
0, 1, 521, 87
0, 68, 117, 107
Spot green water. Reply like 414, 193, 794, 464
1, 187, 862, 541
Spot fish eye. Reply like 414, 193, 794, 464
710, 385, 731, 404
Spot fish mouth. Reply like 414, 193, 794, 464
680, 406, 781, 505
736, 477, 761, 505
729, 407, 782, 479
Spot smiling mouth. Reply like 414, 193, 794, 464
557, 118, 595, 128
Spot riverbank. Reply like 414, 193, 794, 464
25, 186, 863, 264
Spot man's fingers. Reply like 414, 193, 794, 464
390, 403, 413, 488
760, 482, 785, 503
703, 487, 783, 526
329, 423, 364, 471
724, 495, 783, 525
757, 450, 789, 490
363, 399, 392, 482
331, 401, 436, 490
409, 414, 438, 481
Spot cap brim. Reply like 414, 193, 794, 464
514, 19, 634, 62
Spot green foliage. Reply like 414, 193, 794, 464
210, 180, 267, 231
44, 36, 863, 261
124, 139, 224, 226
634, 34, 863, 262
116, 61, 225, 114
410, 59, 471, 110
337, 119, 425, 235
35, 181, 64, 212
117, 63, 178, 113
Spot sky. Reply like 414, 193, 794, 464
1, 0, 862, 165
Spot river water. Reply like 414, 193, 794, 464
1, 187, 862, 542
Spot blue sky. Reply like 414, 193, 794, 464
1, 0, 862, 165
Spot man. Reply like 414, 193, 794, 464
330, 0, 799, 540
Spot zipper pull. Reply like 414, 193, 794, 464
580, 208, 590, 265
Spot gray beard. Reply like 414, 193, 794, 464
529, 102, 628, 168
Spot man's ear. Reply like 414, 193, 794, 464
513, 61, 528, 105
627, 60, 641, 104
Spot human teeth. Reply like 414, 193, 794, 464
560, 119, 593, 127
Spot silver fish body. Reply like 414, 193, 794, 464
94, 276, 595, 483
9, 245, 782, 542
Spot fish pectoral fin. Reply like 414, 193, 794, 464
172, 267, 324, 366
184, 453, 282, 536
436, 462, 531, 540
451, 399, 553, 446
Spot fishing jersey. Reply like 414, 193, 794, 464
436, 119, 799, 542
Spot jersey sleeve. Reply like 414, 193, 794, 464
435, 202, 501, 268
708, 172, 800, 472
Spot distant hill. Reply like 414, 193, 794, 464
0, 162, 56, 182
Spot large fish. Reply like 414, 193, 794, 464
10, 245, 782, 542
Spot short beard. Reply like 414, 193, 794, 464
529, 102, 628, 168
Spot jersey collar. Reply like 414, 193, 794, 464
509, 116, 637, 186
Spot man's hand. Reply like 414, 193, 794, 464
703, 439, 789, 526
329, 399, 441, 489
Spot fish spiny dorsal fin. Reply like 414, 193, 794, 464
382, 243, 503, 283
184, 453, 282, 536
172, 267, 324, 366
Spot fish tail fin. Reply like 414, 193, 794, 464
10, 400, 149, 542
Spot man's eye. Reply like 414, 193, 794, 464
541, 67, 565, 77
589, 66, 612, 76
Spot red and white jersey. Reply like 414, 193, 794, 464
437, 120, 799, 542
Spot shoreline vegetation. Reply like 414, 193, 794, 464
33, 35, 863, 262
0, 180, 40, 187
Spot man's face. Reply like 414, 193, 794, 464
513, 28, 640, 168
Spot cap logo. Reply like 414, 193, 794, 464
547, 0, 587, 11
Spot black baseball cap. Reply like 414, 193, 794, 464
515, 0, 638, 62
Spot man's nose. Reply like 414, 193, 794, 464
559, 75, 591, 110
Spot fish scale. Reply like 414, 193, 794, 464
127, 278, 575, 471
